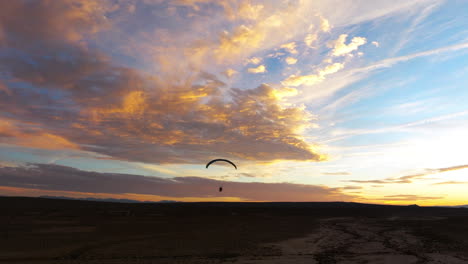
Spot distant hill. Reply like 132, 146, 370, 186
39, 195, 180, 203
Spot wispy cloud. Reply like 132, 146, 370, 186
375, 194, 444, 201
356, 42, 468, 73
347, 164, 468, 185
432, 181, 468, 185
322, 171, 350, 176
324, 110, 468, 143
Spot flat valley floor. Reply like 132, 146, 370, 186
1, 197, 468, 263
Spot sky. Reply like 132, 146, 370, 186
0, 0, 468, 205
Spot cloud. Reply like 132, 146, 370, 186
319, 16, 331, 32
318, 63, 345, 75
0, 118, 79, 150
0, 2, 327, 164
371, 41, 379, 47
0, 69, 325, 163
282, 62, 344, 87
0, 1, 111, 47
210, 2, 324, 63
375, 194, 444, 201
325, 109, 468, 143
294, 41, 468, 104
355, 42, 468, 73
304, 33, 317, 48
437, 164, 468, 173
348, 164, 468, 185
0, 81, 11, 96
248, 64, 267, 73
322, 171, 350, 175
340, 186, 362, 190
236, 1, 265, 20
280, 42, 298, 54
285, 57, 298, 65
329, 34, 367, 56
432, 181, 468, 185
282, 74, 322, 87
224, 68, 237, 78
0, 163, 355, 202
246, 57, 262, 65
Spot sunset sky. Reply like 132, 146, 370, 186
1, 0, 468, 205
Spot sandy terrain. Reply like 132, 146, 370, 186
225, 217, 468, 264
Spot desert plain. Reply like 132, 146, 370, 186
1, 197, 468, 263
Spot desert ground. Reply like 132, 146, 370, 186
1, 197, 468, 263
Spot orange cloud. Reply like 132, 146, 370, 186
0, 186, 243, 202
0, 118, 79, 150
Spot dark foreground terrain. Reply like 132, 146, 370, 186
1, 197, 468, 263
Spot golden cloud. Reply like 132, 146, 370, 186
223, 68, 238, 78
282, 62, 344, 87
248, 64, 267, 73
285, 57, 298, 65
216, 25, 266, 62
318, 62, 345, 75
304, 33, 317, 48
0, 0, 328, 164
280, 41, 298, 54
282, 74, 323, 87
330, 34, 367, 56
319, 16, 331, 32
246, 57, 262, 65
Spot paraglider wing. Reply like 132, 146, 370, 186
206, 159, 237, 170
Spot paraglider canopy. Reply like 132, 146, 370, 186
206, 159, 237, 170
206, 159, 236, 193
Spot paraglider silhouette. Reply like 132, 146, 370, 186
206, 159, 237, 170
206, 159, 237, 192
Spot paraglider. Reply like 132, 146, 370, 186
206, 159, 237, 192
206, 159, 237, 170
